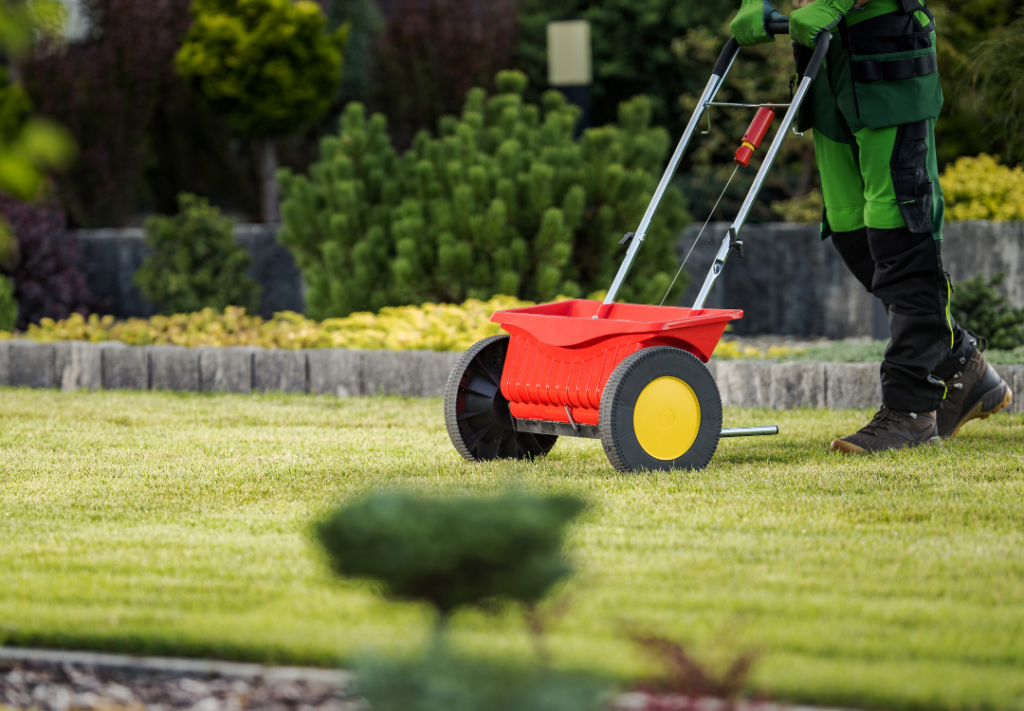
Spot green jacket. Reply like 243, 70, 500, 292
798, 0, 942, 138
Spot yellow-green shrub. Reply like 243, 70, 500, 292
941, 154, 1024, 221
9, 296, 530, 351
5, 294, 799, 358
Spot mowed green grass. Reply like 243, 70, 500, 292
1, 387, 1023, 711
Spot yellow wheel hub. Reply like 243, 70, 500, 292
633, 376, 701, 460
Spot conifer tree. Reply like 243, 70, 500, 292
279, 70, 689, 318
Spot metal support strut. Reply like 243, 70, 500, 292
690, 32, 832, 313
596, 40, 742, 319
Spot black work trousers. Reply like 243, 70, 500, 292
831, 227, 977, 412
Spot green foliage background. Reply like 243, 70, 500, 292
951, 273, 1024, 351
174, 0, 348, 137
279, 71, 690, 319
514, 0, 733, 138
0, 273, 16, 330
134, 193, 260, 315
931, 0, 1024, 165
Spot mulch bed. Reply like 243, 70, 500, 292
0, 660, 359, 711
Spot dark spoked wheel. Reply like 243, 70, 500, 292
599, 346, 722, 472
444, 335, 558, 462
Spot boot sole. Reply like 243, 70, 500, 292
830, 436, 941, 455
946, 386, 1013, 440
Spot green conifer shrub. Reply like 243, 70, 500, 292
278, 70, 690, 319
314, 491, 586, 623
134, 194, 260, 315
175, 0, 348, 222
952, 273, 1024, 351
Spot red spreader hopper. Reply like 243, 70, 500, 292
492, 300, 740, 428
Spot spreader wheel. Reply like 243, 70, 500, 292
444, 335, 558, 462
599, 347, 722, 472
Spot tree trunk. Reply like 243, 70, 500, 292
259, 138, 280, 223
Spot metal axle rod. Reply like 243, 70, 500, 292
721, 426, 779, 438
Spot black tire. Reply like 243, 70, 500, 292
599, 347, 721, 472
444, 335, 558, 462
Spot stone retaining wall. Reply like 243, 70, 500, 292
2, 340, 1021, 414
76, 224, 304, 319
76, 220, 1024, 338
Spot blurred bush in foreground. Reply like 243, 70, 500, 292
314, 490, 605, 711
314, 491, 586, 624
355, 651, 608, 711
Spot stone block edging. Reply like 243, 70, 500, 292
0, 340, 1021, 413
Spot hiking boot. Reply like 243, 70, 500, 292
937, 351, 1013, 439
830, 406, 940, 454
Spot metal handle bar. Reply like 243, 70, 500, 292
598, 18, 797, 319
689, 31, 831, 313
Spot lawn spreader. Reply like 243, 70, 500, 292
445, 21, 830, 472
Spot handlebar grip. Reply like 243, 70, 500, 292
766, 20, 790, 35
803, 31, 831, 80
712, 37, 740, 77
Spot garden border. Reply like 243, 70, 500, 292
0, 340, 1021, 413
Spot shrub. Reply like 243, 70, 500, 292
0, 274, 16, 331
771, 191, 823, 224
355, 651, 608, 711
951, 273, 1024, 351
134, 194, 260, 315
369, 0, 520, 149
24, 0, 190, 227
966, 15, 1024, 164
940, 154, 1024, 221
0, 194, 92, 330
175, 0, 348, 221
314, 491, 586, 623
326, 0, 381, 107
279, 70, 690, 319
17, 296, 527, 349
514, 0, 733, 138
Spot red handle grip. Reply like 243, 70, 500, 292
734, 106, 776, 167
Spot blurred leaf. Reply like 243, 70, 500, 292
18, 118, 77, 167
0, 151, 43, 199
27, 0, 68, 39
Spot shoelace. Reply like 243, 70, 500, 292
859, 406, 911, 435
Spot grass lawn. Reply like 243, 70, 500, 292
1, 387, 1023, 710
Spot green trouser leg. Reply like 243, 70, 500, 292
814, 121, 968, 411
814, 121, 944, 237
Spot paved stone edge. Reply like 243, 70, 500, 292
0, 647, 351, 685
0, 340, 1020, 412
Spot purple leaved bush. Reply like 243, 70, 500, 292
0, 194, 94, 330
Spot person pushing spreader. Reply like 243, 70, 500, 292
443, 0, 1010, 472
732, 0, 1012, 452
